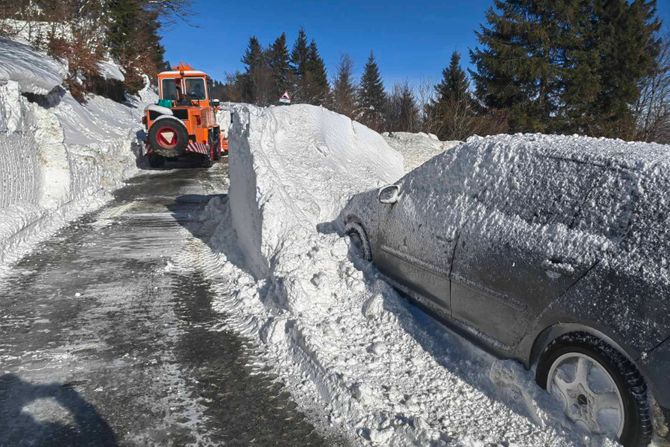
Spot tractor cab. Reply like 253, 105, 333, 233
157, 64, 216, 108
143, 63, 225, 168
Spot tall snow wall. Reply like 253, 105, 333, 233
0, 38, 153, 268
228, 104, 403, 279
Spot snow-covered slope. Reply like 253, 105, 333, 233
383, 131, 460, 173
0, 37, 66, 95
0, 38, 154, 271
210, 105, 588, 446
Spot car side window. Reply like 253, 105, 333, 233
400, 144, 481, 199
619, 170, 669, 263
393, 145, 482, 229
479, 154, 604, 228
569, 169, 635, 242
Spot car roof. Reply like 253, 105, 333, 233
464, 133, 670, 174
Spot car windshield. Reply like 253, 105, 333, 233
161, 78, 178, 100
185, 78, 206, 100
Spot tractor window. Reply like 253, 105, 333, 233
185, 78, 206, 100
162, 78, 178, 100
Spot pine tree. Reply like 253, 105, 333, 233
438, 52, 469, 103
332, 54, 357, 117
587, 0, 661, 137
471, 0, 661, 138
386, 83, 419, 132
267, 33, 292, 103
290, 28, 310, 102
398, 84, 420, 132
241, 36, 268, 104
425, 51, 478, 139
357, 52, 386, 131
471, 1, 561, 133
303, 40, 330, 105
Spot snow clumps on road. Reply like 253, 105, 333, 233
213, 104, 585, 446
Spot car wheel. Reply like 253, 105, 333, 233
536, 333, 653, 446
345, 222, 372, 262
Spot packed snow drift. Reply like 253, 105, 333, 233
0, 37, 66, 95
0, 38, 153, 270
383, 131, 460, 173
201, 104, 601, 446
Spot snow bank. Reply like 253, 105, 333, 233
383, 131, 460, 173
0, 37, 66, 94
219, 105, 585, 445
215, 106, 232, 138
0, 38, 154, 270
228, 104, 402, 278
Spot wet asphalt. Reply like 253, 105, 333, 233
0, 160, 335, 446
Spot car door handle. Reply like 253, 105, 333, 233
541, 259, 576, 277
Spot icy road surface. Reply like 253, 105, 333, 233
0, 162, 340, 446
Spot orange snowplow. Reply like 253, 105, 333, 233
142, 63, 228, 168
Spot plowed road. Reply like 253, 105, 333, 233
0, 161, 340, 446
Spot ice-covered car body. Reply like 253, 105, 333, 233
341, 134, 670, 440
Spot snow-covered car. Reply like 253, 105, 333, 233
341, 134, 670, 446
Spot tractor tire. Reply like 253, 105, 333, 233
201, 147, 214, 168
213, 140, 221, 161
210, 127, 221, 161
148, 119, 188, 157
148, 153, 165, 168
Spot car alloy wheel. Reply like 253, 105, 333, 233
536, 333, 653, 446
547, 352, 625, 437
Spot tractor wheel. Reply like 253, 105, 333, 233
201, 146, 214, 168
148, 153, 165, 168
210, 127, 221, 161
213, 139, 221, 161
148, 119, 188, 157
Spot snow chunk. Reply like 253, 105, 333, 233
383, 131, 460, 173
228, 104, 402, 278
97, 59, 125, 82
0, 38, 65, 94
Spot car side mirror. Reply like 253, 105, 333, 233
378, 185, 401, 204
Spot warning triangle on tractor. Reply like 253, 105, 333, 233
279, 91, 291, 104
162, 131, 175, 143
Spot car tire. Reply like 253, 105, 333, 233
345, 222, 372, 262
536, 333, 653, 446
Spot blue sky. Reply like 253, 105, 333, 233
161, 0, 670, 89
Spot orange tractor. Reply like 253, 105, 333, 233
143, 63, 228, 168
